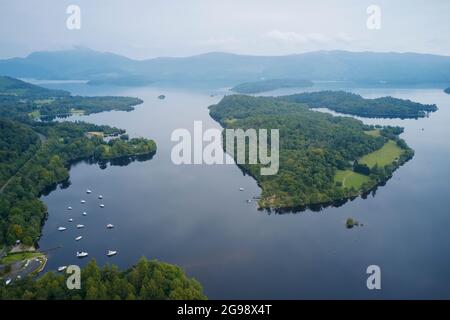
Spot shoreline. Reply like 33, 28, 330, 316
231, 144, 414, 214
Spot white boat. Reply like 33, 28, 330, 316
76, 251, 88, 258
246, 199, 252, 203
98, 195, 103, 199
239, 188, 244, 191
75, 236, 83, 241
76, 224, 85, 229
81, 200, 86, 204
5, 279, 11, 285
82, 212, 87, 216
58, 226, 67, 231
86, 189, 92, 194
107, 250, 118, 257
68, 218, 73, 222
67, 206, 72, 210
57, 266, 67, 272
106, 224, 114, 229
99, 204, 105, 208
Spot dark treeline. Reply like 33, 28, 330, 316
0, 76, 69, 99
39, 96, 143, 117
209, 95, 413, 209
0, 258, 206, 300
0, 119, 40, 186
231, 78, 313, 94
279, 90, 437, 119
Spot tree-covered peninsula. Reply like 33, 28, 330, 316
0, 76, 142, 120
279, 90, 437, 119
231, 78, 313, 94
0, 76, 156, 246
209, 95, 413, 210
0, 257, 206, 300
0, 77, 208, 301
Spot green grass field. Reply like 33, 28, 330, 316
224, 118, 237, 125
359, 140, 403, 168
334, 170, 370, 189
28, 110, 40, 119
334, 139, 405, 191
364, 129, 381, 137
0, 252, 42, 265
33, 98, 54, 105
70, 108, 85, 115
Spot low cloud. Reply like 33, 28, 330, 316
196, 37, 241, 47
336, 32, 355, 43
265, 30, 356, 46
265, 30, 329, 45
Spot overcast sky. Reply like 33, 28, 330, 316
0, 0, 449, 59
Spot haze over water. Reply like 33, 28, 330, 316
38, 83, 450, 299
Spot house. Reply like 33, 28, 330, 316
85, 131, 104, 139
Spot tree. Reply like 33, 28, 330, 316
0, 257, 207, 300
353, 161, 371, 175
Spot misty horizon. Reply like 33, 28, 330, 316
0, 0, 449, 60
4, 46, 450, 61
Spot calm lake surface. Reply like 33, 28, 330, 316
37, 83, 450, 299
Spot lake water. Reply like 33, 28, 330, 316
37, 83, 450, 299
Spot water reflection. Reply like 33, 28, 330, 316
37, 84, 450, 299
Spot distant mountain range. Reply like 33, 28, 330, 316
1, 47, 450, 87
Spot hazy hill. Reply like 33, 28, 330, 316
0, 75, 68, 98
0, 47, 136, 80
231, 79, 314, 93
1, 48, 450, 86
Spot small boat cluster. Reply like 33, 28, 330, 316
56, 188, 117, 272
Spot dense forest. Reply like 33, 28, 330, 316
37, 96, 143, 118
0, 77, 156, 246
231, 79, 313, 94
0, 119, 40, 186
0, 77, 208, 301
278, 91, 437, 119
0, 76, 142, 119
0, 76, 69, 99
209, 95, 413, 209
0, 257, 206, 300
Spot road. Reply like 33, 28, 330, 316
0, 247, 6, 259
16, 258, 42, 278
1, 256, 46, 284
